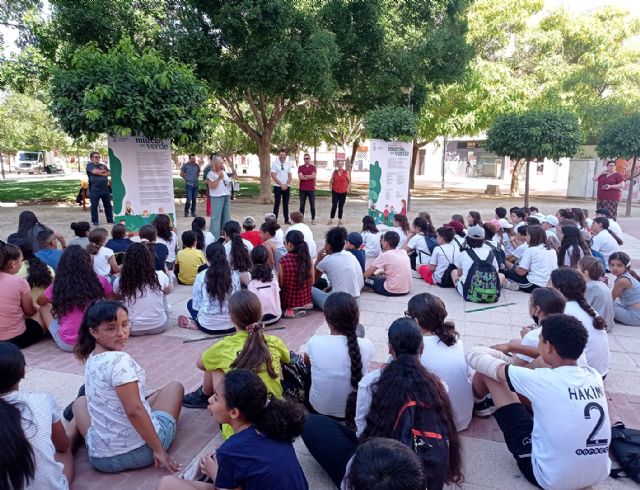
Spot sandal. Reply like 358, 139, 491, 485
283, 309, 307, 319
178, 315, 199, 330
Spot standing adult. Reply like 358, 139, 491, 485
593, 160, 624, 220
180, 154, 200, 218
327, 160, 350, 226
298, 153, 317, 224
270, 148, 292, 224
206, 156, 231, 239
86, 151, 113, 226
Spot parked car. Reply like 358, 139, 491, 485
14, 151, 45, 174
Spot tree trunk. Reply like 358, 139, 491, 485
348, 139, 359, 172
524, 159, 531, 208
409, 139, 420, 190
0, 153, 5, 180
441, 136, 448, 190
509, 159, 525, 197
258, 135, 274, 203
625, 155, 637, 217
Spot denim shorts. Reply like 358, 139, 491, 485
88, 410, 177, 473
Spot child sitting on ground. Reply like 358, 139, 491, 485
159, 369, 307, 490
503, 225, 557, 293
175, 231, 206, 285
406, 293, 473, 431
466, 314, 611, 490
247, 246, 282, 325
404, 217, 436, 270
364, 231, 412, 296
71, 301, 184, 473
241, 215, 262, 247
88, 228, 120, 277
260, 220, 286, 269
105, 223, 133, 253
221, 220, 253, 272
579, 256, 615, 331
609, 251, 640, 327
279, 230, 314, 317
304, 293, 373, 421
361, 215, 382, 260
182, 291, 290, 437
10, 234, 54, 305
428, 226, 457, 287
138, 224, 169, 273
0, 342, 74, 488
345, 232, 366, 272
34, 230, 64, 271
69, 221, 91, 248
191, 216, 215, 252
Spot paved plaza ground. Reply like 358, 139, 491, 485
2, 192, 640, 489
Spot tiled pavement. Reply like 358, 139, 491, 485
6, 197, 640, 489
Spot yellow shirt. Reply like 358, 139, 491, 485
16, 261, 55, 303
201, 330, 290, 438
176, 247, 206, 285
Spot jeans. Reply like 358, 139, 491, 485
89, 188, 113, 225
49, 319, 74, 352
330, 191, 347, 219
299, 190, 316, 220
364, 276, 408, 296
184, 184, 198, 216
209, 195, 231, 239
273, 186, 290, 222
88, 411, 176, 473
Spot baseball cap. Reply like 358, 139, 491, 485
346, 232, 363, 248
541, 215, 559, 227
446, 220, 464, 234
467, 225, 485, 239
498, 218, 513, 229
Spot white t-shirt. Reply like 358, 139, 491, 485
274, 228, 285, 249
306, 335, 374, 418
506, 365, 610, 490
392, 227, 408, 248
192, 269, 241, 331
608, 219, 622, 236
591, 230, 619, 265
420, 336, 472, 431
429, 243, 456, 284
406, 233, 431, 266
519, 244, 557, 287
287, 223, 317, 258
517, 326, 589, 367
453, 243, 499, 285
223, 239, 254, 268
85, 351, 161, 458
452, 234, 465, 251
502, 232, 515, 254
2, 391, 68, 490
270, 159, 291, 187
564, 301, 610, 376
316, 250, 364, 297
113, 271, 170, 333
207, 170, 231, 197
512, 243, 528, 260
204, 231, 216, 248
157, 231, 178, 263
93, 246, 114, 276
361, 231, 382, 258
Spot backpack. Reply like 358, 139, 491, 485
590, 249, 608, 271
610, 422, 640, 483
391, 400, 450, 490
485, 240, 506, 271
462, 248, 500, 303
438, 246, 456, 288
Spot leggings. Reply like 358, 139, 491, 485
613, 303, 640, 326
8, 318, 44, 349
330, 191, 347, 219
302, 414, 358, 487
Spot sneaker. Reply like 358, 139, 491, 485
311, 219, 316, 225
503, 279, 521, 291
473, 396, 496, 417
183, 386, 210, 409
63, 384, 86, 422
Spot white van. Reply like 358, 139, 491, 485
14, 151, 45, 174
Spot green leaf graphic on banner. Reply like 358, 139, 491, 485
109, 147, 125, 215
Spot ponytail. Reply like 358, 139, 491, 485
407, 293, 459, 347
191, 217, 206, 251
550, 268, 607, 330
87, 228, 108, 255
285, 230, 312, 288
223, 369, 306, 442
204, 243, 232, 307
593, 217, 623, 245
224, 221, 251, 272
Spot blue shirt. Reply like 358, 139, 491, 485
349, 249, 366, 272
105, 238, 133, 254
86, 162, 110, 191
151, 243, 169, 271
215, 426, 308, 490
181, 162, 201, 186
35, 249, 63, 271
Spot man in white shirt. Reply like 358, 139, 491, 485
287, 211, 317, 257
467, 314, 611, 490
270, 148, 293, 224
312, 226, 364, 310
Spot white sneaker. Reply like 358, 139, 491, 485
503, 279, 520, 291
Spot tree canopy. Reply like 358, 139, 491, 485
365, 106, 417, 143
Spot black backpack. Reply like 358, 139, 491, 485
391, 400, 450, 490
485, 240, 506, 272
610, 422, 640, 483
462, 248, 500, 303
437, 246, 456, 288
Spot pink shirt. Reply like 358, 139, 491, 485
372, 249, 412, 294
0, 272, 30, 340
44, 275, 112, 345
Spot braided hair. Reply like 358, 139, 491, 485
324, 292, 362, 428
407, 293, 459, 346
550, 268, 607, 330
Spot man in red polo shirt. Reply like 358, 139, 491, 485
298, 153, 317, 224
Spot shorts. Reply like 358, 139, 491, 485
493, 403, 540, 488
88, 410, 177, 473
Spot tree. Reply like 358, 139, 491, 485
485, 111, 582, 207
49, 39, 208, 145
365, 106, 416, 142
597, 114, 640, 217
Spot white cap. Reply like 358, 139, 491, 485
541, 215, 559, 227
498, 218, 513, 229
